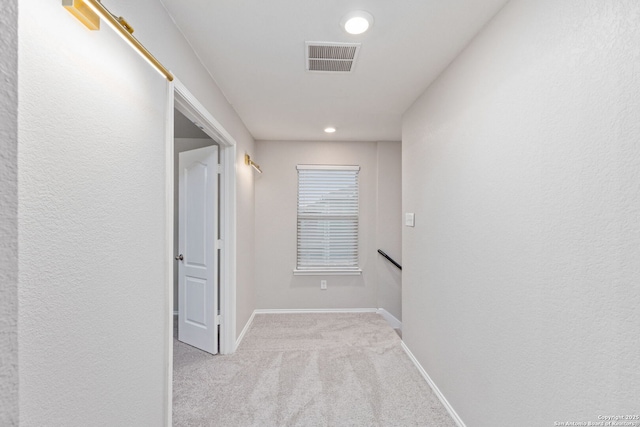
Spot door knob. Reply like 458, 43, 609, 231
175, 254, 184, 261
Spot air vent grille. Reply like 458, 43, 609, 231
308, 59, 354, 72
305, 42, 361, 73
308, 45, 358, 60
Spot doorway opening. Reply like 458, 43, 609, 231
174, 113, 219, 353
165, 79, 237, 421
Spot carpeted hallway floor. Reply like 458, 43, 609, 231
173, 313, 455, 426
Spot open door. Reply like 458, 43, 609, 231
177, 145, 219, 354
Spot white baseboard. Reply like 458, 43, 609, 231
376, 308, 402, 331
235, 310, 256, 351
254, 308, 378, 314
401, 342, 466, 427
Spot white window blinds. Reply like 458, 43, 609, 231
296, 165, 360, 274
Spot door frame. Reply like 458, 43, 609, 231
164, 78, 237, 423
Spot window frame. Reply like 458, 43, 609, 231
293, 164, 362, 276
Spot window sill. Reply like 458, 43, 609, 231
293, 269, 362, 276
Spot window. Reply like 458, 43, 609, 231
295, 165, 361, 275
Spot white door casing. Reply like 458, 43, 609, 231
178, 145, 219, 354
167, 78, 237, 425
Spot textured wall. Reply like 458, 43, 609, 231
18, 1, 167, 425
402, 0, 640, 425
0, 0, 18, 424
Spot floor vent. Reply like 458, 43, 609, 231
305, 42, 361, 73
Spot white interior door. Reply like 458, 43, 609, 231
178, 145, 219, 354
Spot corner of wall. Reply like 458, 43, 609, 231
375, 141, 403, 321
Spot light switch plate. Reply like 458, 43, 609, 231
405, 213, 415, 227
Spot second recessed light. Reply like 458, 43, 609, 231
324, 127, 336, 133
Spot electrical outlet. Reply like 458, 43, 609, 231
320, 280, 327, 290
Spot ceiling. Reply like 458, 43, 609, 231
160, 0, 508, 142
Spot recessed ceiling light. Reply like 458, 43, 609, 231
341, 11, 374, 35
324, 127, 336, 133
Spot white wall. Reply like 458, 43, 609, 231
17, 0, 255, 424
0, 0, 18, 424
402, 0, 640, 425
254, 140, 401, 314
19, 1, 167, 424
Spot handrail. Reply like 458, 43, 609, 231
377, 249, 402, 270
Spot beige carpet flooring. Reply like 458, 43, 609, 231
173, 313, 455, 426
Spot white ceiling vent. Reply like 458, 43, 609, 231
305, 42, 361, 73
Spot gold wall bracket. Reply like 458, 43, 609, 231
245, 154, 263, 174
117, 17, 134, 34
63, 0, 174, 81
63, 0, 100, 30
